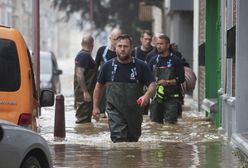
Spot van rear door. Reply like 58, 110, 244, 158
0, 28, 38, 129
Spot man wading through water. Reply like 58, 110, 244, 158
74, 35, 97, 123
92, 34, 156, 142
149, 35, 185, 124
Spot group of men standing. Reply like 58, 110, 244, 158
73, 28, 185, 142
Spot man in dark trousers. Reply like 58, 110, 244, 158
74, 34, 97, 123
92, 34, 156, 142
95, 28, 122, 116
149, 35, 185, 124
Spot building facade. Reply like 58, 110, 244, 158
164, 0, 194, 68
193, 0, 248, 156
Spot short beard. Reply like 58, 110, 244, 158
157, 50, 163, 54
118, 54, 130, 62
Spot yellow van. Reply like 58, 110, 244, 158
0, 25, 54, 131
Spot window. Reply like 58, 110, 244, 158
0, 39, 20, 91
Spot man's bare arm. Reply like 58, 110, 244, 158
76, 67, 87, 92
144, 82, 156, 98
76, 66, 91, 102
92, 82, 105, 121
93, 83, 105, 109
138, 82, 156, 107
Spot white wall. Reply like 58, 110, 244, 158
236, 0, 248, 133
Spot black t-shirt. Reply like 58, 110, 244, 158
131, 46, 153, 62
75, 50, 96, 69
95, 46, 117, 69
97, 58, 155, 86
145, 47, 158, 64
148, 53, 185, 84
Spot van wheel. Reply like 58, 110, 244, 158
21, 156, 41, 168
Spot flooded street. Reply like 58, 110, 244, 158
49, 142, 238, 168
39, 96, 244, 168
38, 58, 244, 167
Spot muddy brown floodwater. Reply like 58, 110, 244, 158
39, 96, 244, 168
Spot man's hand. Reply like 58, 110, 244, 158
92, 108, 100, 121
137, 95, 149, 107
92, 83, 105, 122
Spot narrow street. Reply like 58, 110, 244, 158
1, 1, 248, 167
38, 58, 245, 168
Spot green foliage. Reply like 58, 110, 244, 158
52, 0, 163, 45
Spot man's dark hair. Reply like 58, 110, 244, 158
158, 35, 170, 44
116, 34, 133, 46
141, 30, 153, 38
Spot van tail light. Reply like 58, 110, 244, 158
18, 113, 32, 129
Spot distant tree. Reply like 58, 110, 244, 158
52, 0, 163, 45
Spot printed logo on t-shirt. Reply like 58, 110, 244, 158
167, 59, 172, 68
130, 68, 137, 81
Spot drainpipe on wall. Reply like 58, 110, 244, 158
193, 0, 199, 110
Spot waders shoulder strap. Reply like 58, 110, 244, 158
102, 46, 108, 63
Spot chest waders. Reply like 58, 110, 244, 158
150, 55, 180, 124
105, 58, 143, 142
99, 47, 109, 114
74, 66, 97, 123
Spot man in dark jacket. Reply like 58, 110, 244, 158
92, 34, 156, 142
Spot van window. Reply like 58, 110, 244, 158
0, 39, 20, 91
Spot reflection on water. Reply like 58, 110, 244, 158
50, 142, 241, 168
39, 96, 243, 167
